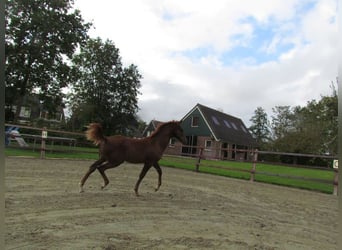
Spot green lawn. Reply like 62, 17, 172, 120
5, 145, 336, 194
5, 144, 99, 160
160, 155, 335, 194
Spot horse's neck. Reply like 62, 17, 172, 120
151, 130, 171, 150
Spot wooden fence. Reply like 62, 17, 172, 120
5, 123, 95, 157
5, 123, 339, 195
177, 145, 338, 195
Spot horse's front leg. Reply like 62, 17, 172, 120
97, 163, 111, 190
153, 162, 162, 192
134, 163, 152, 196
97, 161, 122, 190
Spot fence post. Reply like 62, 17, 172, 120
40, 127, 47, 159
250, 149, 258, 182
195, 147, 203, 172
333, 168, 338, 196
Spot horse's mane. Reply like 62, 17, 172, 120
150, 120, 179, 138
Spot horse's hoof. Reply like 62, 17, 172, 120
155, 185, 161, 192
101, 182, 109, 190
79, 184, 84, 193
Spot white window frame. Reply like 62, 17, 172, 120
205, 140, 212, 150
169, 138, 176, 147
20, 106, 31, 118
191, 116, 199, 127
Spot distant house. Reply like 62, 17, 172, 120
5, 94, 65, 128
142, 120, 164, 137
164, 103, 257, 160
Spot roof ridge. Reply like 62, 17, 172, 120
181, 103, 256, 146
197, 103, 241, 121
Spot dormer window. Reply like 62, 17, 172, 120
231, 122, 238, 130
191, 116, 199, 127
212, 116, 220, 125
224, 120, 231, 128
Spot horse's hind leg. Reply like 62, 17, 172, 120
134, 163, 152, 196
79, 158, 106, 192
153, 162, 162, 192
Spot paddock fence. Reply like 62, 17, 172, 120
164, 144, 338, 195
5, 123, 97, 157
5, 123, 339, 195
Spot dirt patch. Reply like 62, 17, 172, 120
5, 157, 338, 249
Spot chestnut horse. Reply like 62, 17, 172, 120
79, 121, 187, 196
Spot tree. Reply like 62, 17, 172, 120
248, 107, 271, 148
68, 38, 142, 135
271, 106, 295, 140
319, 82, 338, 155
5, 0, 91, 122
293, 88, 338, 155
249, 82, 338, 165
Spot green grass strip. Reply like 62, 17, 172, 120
5, 147, 335, 194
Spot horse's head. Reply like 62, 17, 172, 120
171, 121, 187, 144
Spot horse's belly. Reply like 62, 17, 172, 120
125, 150, 160, 164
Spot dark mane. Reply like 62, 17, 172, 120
150, 120, 179, 138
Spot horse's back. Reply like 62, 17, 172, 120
100, 135, 153, 163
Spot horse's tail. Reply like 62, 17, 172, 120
86, 123, 107, 146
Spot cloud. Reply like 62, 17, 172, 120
74, 0, 338, 126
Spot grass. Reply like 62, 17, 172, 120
5, 144, 336, 194
5, 144, 99, 160
160, 155, 335, 194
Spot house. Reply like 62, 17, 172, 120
142, 120, 164, 137
5, 94, 65, 128
165, 103, 257, 160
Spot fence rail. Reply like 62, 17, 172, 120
179, 145, 338, 195
5, 123, 84, 136
5, 123, 339, 195
5, 123, 95, 157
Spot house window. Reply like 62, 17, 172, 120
241, 125, 248, 133
56, 112, 63, 121
40, 111, 49, 119
224, 120, 231, 128
212, 116, 220, 125
231, 122, 238, 130
19, 107, 31, 118
169, 138, 176, 147
205, 140, 212, 149
191, 116, 199, 127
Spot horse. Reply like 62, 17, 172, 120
79, 121, 187, 196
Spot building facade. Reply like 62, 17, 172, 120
166, 104, 257, 160
142, 120, 164, 137
5, 94, 65, 128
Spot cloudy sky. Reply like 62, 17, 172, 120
74, 0, 338, 126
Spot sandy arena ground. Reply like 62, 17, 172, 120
5, 157, 338, 249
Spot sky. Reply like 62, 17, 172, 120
73, 0, 338, 127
